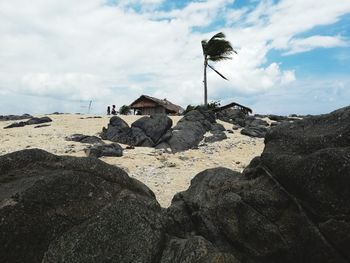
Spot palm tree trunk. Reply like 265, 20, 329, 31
204, 58, 208, 107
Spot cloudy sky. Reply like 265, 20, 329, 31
1, 0, 350, 115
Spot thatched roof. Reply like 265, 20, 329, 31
129, 95, 183, 113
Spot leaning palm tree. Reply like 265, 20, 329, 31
201, 32, 237, 107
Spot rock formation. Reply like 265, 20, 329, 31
3, 117, 52, 129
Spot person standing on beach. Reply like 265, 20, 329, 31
107, 106, 111, 115
111, 105, 117, 115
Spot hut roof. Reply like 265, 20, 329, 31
129, 95, 183, 113
214, 102, 252, 114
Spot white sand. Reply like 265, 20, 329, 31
0, 114, 264, 207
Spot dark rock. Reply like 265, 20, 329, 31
100, 116, 132, 144
131, 114, 173, 144
227, 130, 234, 134
34, 124, 51, 128
101, 115, 172, 147
0, 149, 155, 263
246, 118, 269, 127
232, 124, 240, 130
267, 114, 289, 122
166, 109, 217, 152
204, 131, 227, 143
4, 117, 52, 129
84, 143, 123, 158
241, 125, 268, 138
166, 106, 350, 263
216, 108, 246, 125
65, 134, 104, 145
210, 123, 226, 132
0, 114, 33, 121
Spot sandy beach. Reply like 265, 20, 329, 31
0, 114, 264, 207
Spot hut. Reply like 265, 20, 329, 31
129, 95, 183, 115
214, 102, 252, 115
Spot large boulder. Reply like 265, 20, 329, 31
166, 106, 350, 263
101, 115, 172, 147
100, 116, 132, 144
131, 114, 173, 145
166, 109, 217, 152
66, 134, 105, 144
0, 149, 158, 263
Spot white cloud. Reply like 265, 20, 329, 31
0, 0, 349, 114
283, 35, 348, 55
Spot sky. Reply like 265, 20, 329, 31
0, 0, 350, 115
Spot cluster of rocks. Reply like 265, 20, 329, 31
65, 134, 123, 158
3, 117, 52, 129
0, 114, 33, 121
217, 108, 299, 138
101, 109, 227, 153
1, 106, 349, 262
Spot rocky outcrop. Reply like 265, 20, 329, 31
101, 114, 172, 147
2, 106, 349, 262
166, 106, 350, 263
101, 111, 228, 152
0, 149, 156, 263
3, 117, 52, 129
164, 109, 217, 152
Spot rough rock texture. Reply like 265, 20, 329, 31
101, 115, 172, 147
165, 109, 217, 152
0, 114, 33, 121
241, 125, 268, 138
166, 106, 350, 263
1, 106, 350, 263
0, 149, 156, 263
3, 117, 52, 129
84, 143, 123, 158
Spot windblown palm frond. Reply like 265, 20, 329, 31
202, 32, 237, 62
207, 64, 228, 80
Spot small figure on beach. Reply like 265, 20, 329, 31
107, 106, 111, 115
111, 105, 117, 115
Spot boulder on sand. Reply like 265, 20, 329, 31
84, 143, 123, 158
101, 114, 172, 147
0, 149, 157, 263
166, 106, 350, 263
4, 117, 52, 129
65, 134, 104, 144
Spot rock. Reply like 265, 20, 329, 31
34, 124, 51, 128
267, 114, 289, 122
246, 118, 269, 127
0, 114, 33, 121
101, 115, 172, 147
166, 109, 217, 152
66, 134, 104, 144
227, 130, 234, 134
131, 114, 173, 144
204, 131, 227, 143
4, 117, 52, 129
166, 106, 350, 263
100, 116, 131, 144
241, 125, 268, 138
0, 149, 156, 263
84, 143, 123, 158
232, 124, 240, 130
216, 108, 246, 126
210, 123, 226, 132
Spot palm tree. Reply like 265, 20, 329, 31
201, 32, 237, 107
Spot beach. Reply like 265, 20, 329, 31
0, 114, 264, 207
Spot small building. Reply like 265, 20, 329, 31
129, 95, 183, 115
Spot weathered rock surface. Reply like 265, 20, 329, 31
84, 143, 123, 158
101, 114, 172, 147
241, 125, 268, 138
166, 106, 350, 263
66, 133, 104, 144
0, 149, 156, 263
164, 109, 218, 152
3, 117, 52, 129
1, 106, 349, 263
